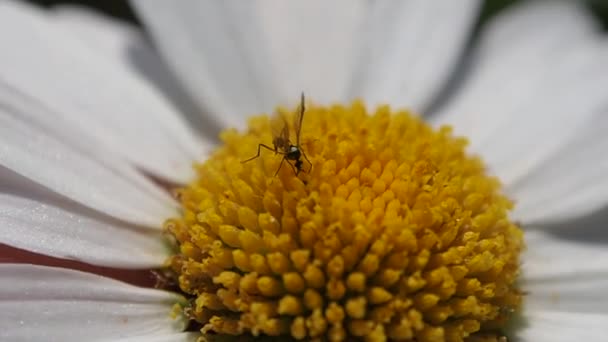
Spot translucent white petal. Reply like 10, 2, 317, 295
0, 111, 178, 228
0, 264, 187, 341
522, 230, 608, 313
431, 1, 605, 187
518, 311, 608, 341
0, 190, 169, 268
0, 1, 205, 183
349, 0, 480, 113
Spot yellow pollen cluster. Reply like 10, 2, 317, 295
165, 101, 524, 341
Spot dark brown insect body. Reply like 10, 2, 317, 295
242, 93, 312, 176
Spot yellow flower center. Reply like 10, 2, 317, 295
165, 100, 524, 341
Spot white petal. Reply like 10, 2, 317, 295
0, 1, 205, 183
133, 0, 480, 125
0, 264, 188, 341
0, 111, 178, 228
0, 190, 169, 268
349, 0, 480, 113
509, 112, 608, 224
518, 311, 608, 341
114, 334, 198, 342
0, 83, 180, 209
133, 0, 381, 128
431, 1, 605, 187
257, 0, 367, 107
522, 230, 608, 313
49, 5, 215, 149
132, 0, 291, 130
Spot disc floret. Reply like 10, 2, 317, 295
166, 100, 524, 341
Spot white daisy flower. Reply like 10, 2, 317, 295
1, 0, 607, 341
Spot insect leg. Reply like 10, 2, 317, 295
274, 157, 287, 176
292, 161, 301, 176
242, 143, 276, 163
301, 149, 313, 173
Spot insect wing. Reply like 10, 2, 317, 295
270, 112, 291, 153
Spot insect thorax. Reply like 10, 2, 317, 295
286, 145, 301, 160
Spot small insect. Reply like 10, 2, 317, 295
242, 93, 312, 176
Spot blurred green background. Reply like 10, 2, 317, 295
21, 0, 608, 30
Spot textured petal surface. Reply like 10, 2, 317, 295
523, 229, 608, 314
0, 1, 205, 183
0, 264, 187, 341
0, 111, 177, 228
430, 1, 608, 223
132, 0, 479, 129
0, 189, 168, 268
